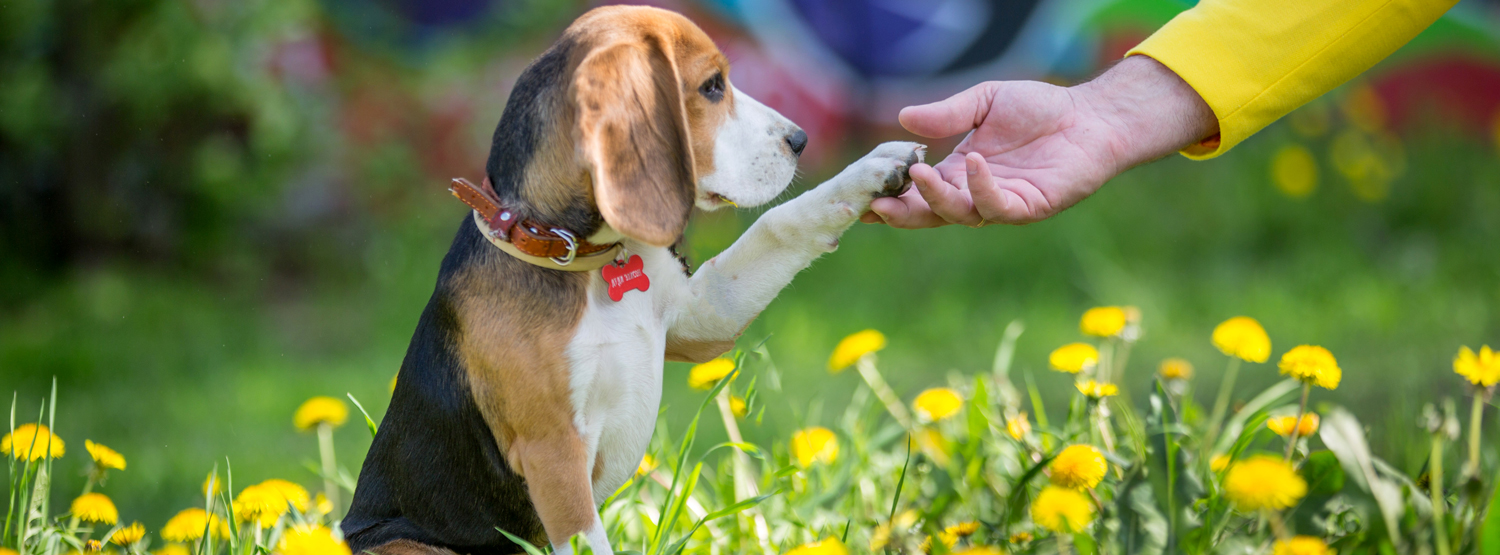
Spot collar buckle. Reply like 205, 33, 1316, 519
550, 228, 578, 266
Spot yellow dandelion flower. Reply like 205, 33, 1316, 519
1210, 454, 1231, 472
315, 493, 333, 515
85, 540, 103, 552
637, 454, 658, 476
1279, 345, 1341, 390
0, 548, 17, 555
1273, 536, 1331, 555
1455, 346, 1500, 388
235, 484, 289, 528
914, 428, 951, 466
203, 474, 223, 498
85, 440, 126, 471
950, 548, 1004, 555
912, 388, 963, 421
869, 510, 919, 550
1159, 358, 1193, 380
1075, 380, 1118, 399
784, 537, 848, 555
1009, 532, 1032, 543
1049, 444, 1108, 490
155, 545, 191, 555
1267, 413, 1319, 437
262, 479, 312, 511
294, 397, 348, 431
235, 479, 310, 527
828, 330, 886, 372
71, 493, 118, 525
1080, 306, 1127, 337
276, 525, 352, 555
1212, 317, 1271, 363
1223, 456, 1307, 511
161, 508, 229, 542
2, 423, 65, 461
389, 373, 398, 393
1271, 144, 1318, 198
1030, 485, 1095, 533
1006, 413, 1031, 441
1049, 343, 1098, 373
946, 521, 980, 538
868, 526, 891, 551
729, 395, 748, 418
791, 427, 839, 467
688, 358, 736, 390
111, 522, 146, 546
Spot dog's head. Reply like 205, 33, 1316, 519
485, 6, 805, 247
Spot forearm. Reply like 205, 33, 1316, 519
1072, 55, 1218, 171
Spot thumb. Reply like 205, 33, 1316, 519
898, 82, 997, 139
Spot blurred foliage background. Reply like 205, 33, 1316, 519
2, 0, 1498, 528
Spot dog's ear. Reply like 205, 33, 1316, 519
574, 35, 695, 247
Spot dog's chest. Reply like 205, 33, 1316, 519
563, 247, 686, 503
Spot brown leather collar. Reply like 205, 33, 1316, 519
449, 177, 618, 265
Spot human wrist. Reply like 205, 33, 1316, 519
1072, 55, 1218, 169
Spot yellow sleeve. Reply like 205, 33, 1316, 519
1127, 0, 1457, 160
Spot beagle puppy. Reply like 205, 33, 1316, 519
342, 6, 921, 555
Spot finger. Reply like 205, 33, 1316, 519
870, 188, 951, 229
859, 211, 884, 224
963, 152, 1011, 223
898, 82, 997, 139
911, 163, 983, 226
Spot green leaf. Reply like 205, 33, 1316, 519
1302, 451, 1346, 495
1117, 467, 1168, 555
1213, 379, 1300, 454
1479, 475, 1500, 555
1320, 408, 1404, 547
1072, 532, 1098, 555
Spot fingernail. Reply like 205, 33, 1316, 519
967, 159, 978, 176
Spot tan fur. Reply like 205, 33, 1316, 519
567, 7, 731, 246
664, 337, 737, 363
451, 249, 590, 545
362, 540, 460, 555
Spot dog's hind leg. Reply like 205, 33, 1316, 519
357, 540, 459, 555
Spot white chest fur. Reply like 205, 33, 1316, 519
563, 245, 687, 505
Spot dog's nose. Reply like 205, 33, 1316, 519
785, 129, 808, 157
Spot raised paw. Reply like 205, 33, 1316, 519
846, 141, 925, 200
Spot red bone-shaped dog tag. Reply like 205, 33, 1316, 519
602, 255, 650, 301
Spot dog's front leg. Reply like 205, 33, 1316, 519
666, 142, 924, 360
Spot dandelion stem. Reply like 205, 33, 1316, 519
714, 389, 772, 551
856, 354, 914, 431
1284, 383, 1311, 461
317, 422, 340, 517
1206, 358, 1242, 450
1468, 390, 1486, 477
1431, 433, 1452, 555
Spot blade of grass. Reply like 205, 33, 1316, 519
890, 436, 912, 520
496, 528, 548, 555
649, 366, 739, 554
662, 489, 781, 555
346, 394, 380, 439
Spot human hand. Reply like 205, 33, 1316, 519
863, 55, 1217, 228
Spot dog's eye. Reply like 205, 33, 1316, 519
699, 73, 725, 102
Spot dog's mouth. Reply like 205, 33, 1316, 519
701, 192, 738, 208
